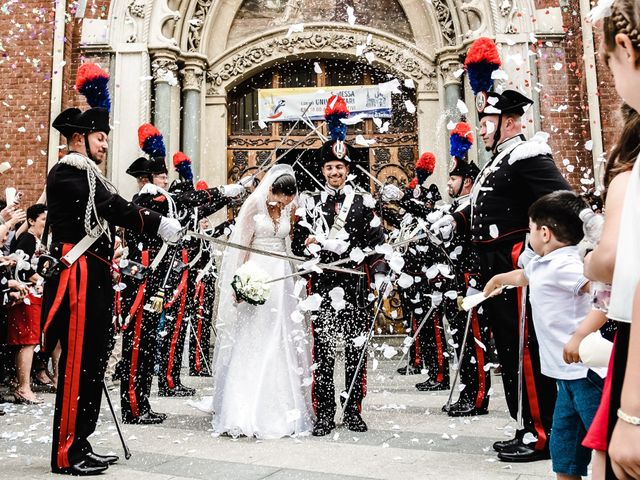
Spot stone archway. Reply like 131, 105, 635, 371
103, 0, 544, 194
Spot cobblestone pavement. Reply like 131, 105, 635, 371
0, 358, 561, 480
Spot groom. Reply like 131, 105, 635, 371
292, 136, 388, 436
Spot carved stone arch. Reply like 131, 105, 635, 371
205, 24, 437, 96
191, 0, 452, 59
207, 24, 437, 95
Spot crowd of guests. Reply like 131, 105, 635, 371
0, 196, 61, 412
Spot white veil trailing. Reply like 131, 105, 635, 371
209, 164, 297, 401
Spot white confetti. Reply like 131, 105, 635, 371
491, 69, 509, 81
298, 294, 323, 311
456, 99, 469, 115
286, 23, 304, 37
313, 62, 322, 74
553, 62, 563, 71
329, 286, 346, 311
404, 99, 416, 114
489, 224, 499, 239
355, 134, 376, 146
346, 6, 356, 25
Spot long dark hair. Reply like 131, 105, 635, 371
270, 174, 297, 196
603, 104, 640, 197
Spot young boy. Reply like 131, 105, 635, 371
484, 191, 606, 480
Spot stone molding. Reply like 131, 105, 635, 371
181, 58, 206, 92
206, 26, 437, 95
151, 51, 179, 85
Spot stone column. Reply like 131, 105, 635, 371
202, 91, 229, 223
416, 87, 446, 189
150, 50, 179, 153
180, 57, 206, 177
439, 56, 464, 128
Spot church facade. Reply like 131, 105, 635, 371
0, 0, 616, 202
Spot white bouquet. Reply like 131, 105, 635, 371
231, 261, 272, 305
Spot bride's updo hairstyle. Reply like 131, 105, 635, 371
270, 174, 297, 196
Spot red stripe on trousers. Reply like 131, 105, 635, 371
127, 251, 149, 417
470, 308, 486, 408
57, 255, 88, 468
511, 241, 547, 451
166, 250, 189, 389
433, 312, 445, 383
412, 316, 420, 368
194, 281, 205, 373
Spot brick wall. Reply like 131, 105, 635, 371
530, 0, 596, 191
0, 0, 55, 205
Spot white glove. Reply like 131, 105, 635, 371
380, 184, 403, 202
139, 184, 159, 196
158, 217, 183, 244
221, 184, 245, 198
426, 209, 444, 224
430, 214, 455, 237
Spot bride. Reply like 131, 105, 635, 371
208, 164, 315, 439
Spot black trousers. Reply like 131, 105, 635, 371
158, 249, 191, 390
400, 282, 449, 384
446, 297, 491, 408
41, 251, 112, 470
119, 255, 163, 418
477, 239, 556, 451
188, 276, 215, 375
311, 292, 370, 421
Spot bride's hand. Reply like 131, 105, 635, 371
305, 236, 317, 246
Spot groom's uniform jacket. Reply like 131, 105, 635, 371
291, 187, 388, 419
119, 182, 228, 418
291, 188, 388, 300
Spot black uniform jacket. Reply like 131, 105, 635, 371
291, 189, 388, 293
46, 161, 162, 263
452, 134, 570, 245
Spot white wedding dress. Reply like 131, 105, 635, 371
208, 165, 315, 439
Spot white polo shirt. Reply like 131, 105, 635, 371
524, 246, 601, 380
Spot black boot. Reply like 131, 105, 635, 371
123, 411, 164, 424
312, 418, 336, 437
396, 365, 421, 375
415, 378, 449, 391
343, 410, 368, 432
447, 401, 488, 417
51, 455, 109, 476
86, 452, 119, 465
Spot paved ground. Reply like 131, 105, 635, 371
0, 356, 562, 480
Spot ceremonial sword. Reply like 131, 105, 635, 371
183, 230, 364, 276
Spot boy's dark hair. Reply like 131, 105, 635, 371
528, 191, 586, 245
26, 203, 47, 223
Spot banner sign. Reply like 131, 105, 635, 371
258, 85, 392, 123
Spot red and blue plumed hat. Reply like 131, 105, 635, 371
320, 95, 351, 165
173, 151, 193, 182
